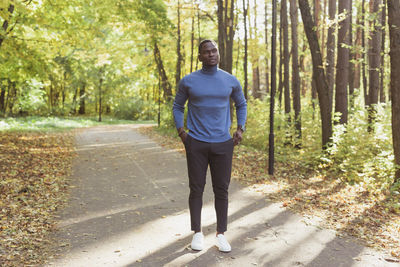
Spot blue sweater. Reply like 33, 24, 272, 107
173, 65, 247, 143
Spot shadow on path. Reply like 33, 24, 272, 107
48, 125, 394, 267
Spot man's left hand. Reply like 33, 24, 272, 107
233, 128, 243, 146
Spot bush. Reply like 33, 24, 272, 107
113, 97, 156, 120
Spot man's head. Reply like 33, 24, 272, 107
198, 39, 220, 67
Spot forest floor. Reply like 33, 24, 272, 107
0, 124, 399, 266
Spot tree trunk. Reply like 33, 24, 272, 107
153, 41, 173, 100
79, 82, 86, 115
326, 0, 336, 114
354, 6, 363, 90
299, 0, 332, 148
190, 6, 195, 73
380, 0, 387, 103
243, 0, 249, 99
290, 0, 301, 146
362, 0, 368, 106
196, 4, 201, 70
348, 0, 355, 107
0, 4, 15, 48
217, 0, 236, 74
98, 77, 103, 122
282, 0, 291, 118
175, 0, 182, 87
0, 84, 5, 114
387, 0, 400, 183
311, 0, 321, 114
264, 0, 270, 94
278, 3, 284, 108
335, 0, 350, 124
367, 0, 382, 129
251, 0, 261, 99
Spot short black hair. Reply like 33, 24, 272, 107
198, 39, 217, 54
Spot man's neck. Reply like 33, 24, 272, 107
201, 64, 218, 74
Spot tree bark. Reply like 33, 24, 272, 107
264, 0, 270, 94
335, 0, 350, 124
367, 0, 382, 129
153, 41, 173, 100
243, 0, 249, 99
190, 5, 195, 73
217, 0, 235, 74
282, 0, 291, 118
290, 0, 301, 146
299, 0, 332, 148
380, 0, 387, 103
354, 6, 363, 90
348, 0, 355, 107
362, 0, 368, 106
326, 0, 336, 113
79, 82, 86, 115
175, 0, 182, 87
251, 0, 261, 99
387, 0, 400, 182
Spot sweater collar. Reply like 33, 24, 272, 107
201, 64, 218, 75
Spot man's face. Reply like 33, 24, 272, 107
199, 42, 220, 67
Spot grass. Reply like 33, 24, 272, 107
0, 116, 155, 132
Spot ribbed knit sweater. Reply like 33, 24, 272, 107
173, 65, 247, 143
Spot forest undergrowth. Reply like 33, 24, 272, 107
137, 125, 400, 262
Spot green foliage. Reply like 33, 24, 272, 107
17, 79, 47, 114
321, 104, 395, 191
113, 97, 156, 121
0, 116, 143, 132
240, 98, 396, 191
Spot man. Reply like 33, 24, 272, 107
172, 39, 247, 252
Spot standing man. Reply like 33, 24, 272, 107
172, 39, 247, 252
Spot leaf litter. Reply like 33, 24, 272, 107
0, 131, 75, 266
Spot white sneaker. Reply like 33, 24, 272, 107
216, 234, 231, 252
191, 232, 204, 251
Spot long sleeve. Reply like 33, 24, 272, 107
231, 82, 247, 127
172, 78, 188, 129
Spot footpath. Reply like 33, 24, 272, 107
48, 125, 396, 267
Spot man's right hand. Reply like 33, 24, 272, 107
179, 131, 188, 143
177, 127, 187, 143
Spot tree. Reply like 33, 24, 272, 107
243, 0, 249, 99
282, 0, 291, 121
387, 0, 400, 183
290, 0, 301, 146
299, 0, 332, 148
175, 0, 183, 87
217, 0, 235, 74
367, 0, 383, 129
251, 0, 261, 98
325, 0, 336, 114
335, 0, 350, 124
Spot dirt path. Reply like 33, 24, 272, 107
48, 125, 396, 267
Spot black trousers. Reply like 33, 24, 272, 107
184, 135, 234, 233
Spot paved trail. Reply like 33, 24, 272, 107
48, 125, 395, 267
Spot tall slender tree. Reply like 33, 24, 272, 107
299, 0, 332, 148
326, 0, 336, 114
175, 0, 183, 87
282, 0, 291, 120
217, 0, 235, 74
243, 0, 249, 99
335, 0, 350, 124
367, 0, 383, 129
264, 0, 270, 94
387, 0, 400, 183
290, 0, 301, 146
